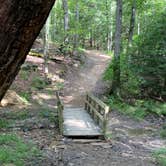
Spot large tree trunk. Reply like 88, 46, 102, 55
111, 0, 122, 95
0, 0, 55, 102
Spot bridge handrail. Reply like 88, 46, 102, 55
56, 91, 64, 135
85, 93, 110, 135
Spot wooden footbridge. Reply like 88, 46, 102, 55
56, 93, 110, 137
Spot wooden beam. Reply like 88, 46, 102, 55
56, 91, 64, 135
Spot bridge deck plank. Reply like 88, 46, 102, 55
63, 107, 102, 136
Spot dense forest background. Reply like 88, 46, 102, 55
40, 0, 166, 113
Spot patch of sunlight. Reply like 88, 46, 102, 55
129, 139, 166, 151
48, 73, 64, 83
1, 90, 31, 107
32, 94, 43, 105
128, 128, 155, 136
148, 140, 166, 149
37, 93, 52, 100
99, 54, 111, 59
65, 119, 87, 128
63, 96, 74, 103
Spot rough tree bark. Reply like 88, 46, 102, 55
111, 0, 122, 95
0, 0, 55, 102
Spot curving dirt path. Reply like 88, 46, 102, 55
62, 50, 111, 107
57, 50, 166, 166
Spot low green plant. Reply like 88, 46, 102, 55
39, 107, 57, 123
105, 50, 114, 57
160, 125, 166, 139
6, 111, 30, 120
107, 96, 166, 119
103, 62, 113, 81
19, 92, 31, 103
19, 70, 29, 80
0, 134, 42, 166
31, 76, 49, 90
160, 129, 166, 139
153, 148, 166, 166
105, 132, 112, 140
56, 82, 64, 90
0, 119, 9, 129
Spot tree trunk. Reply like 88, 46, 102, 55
111, 0, 123, 95
137, 16, 140, 35
109, 1, 113, 51
43, 14, 51, 76
0, 0, 55, 102
105, 0, 113, 51
90, 29, 93, 48
73, 0, 79, 50
106, 0, 109, 51
128, 0, 136, 47
62, 0, 69, 44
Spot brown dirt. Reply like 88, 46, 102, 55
62, 50, 111, 107
0, 50, 165, 166
57, 50, 165, 166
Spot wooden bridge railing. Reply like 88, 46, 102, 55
56, 91, 64, 135
85, 93, 110, 135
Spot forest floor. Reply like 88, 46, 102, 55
0, 50, 165, 166
58, 50, 166, 166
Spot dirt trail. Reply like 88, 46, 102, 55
57, 50, 165, 166
1, 50, 165, 166
62, 50, 110, 107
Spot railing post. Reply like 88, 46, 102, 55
85, 94, 88, 110
84, 93, 110, 137
103, 106, 110, 136
56, 91, 64, 135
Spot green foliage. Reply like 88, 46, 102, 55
130, 10, 166, 99
105, 132, 112, 140
19, 70, 29, 80
45, 0, 116, 50
40, 107, 57, 123
103, 62, 113, 81
6, 111, 30, 120
0, 134, 41, 166
107, 96, 148, 120
0, 119, 9, 129
31, 76, 49, 90
153, 148, 166, 166
160, 125, 166, 139
19, 92, 31, 103
104, 54, 140, 97
120, 54, 141, 98
104, 0, 166, 101
105, 51, 114, 57
55, 82, 64, 90
107, 96, 166, 119
160, 129, 166, 139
